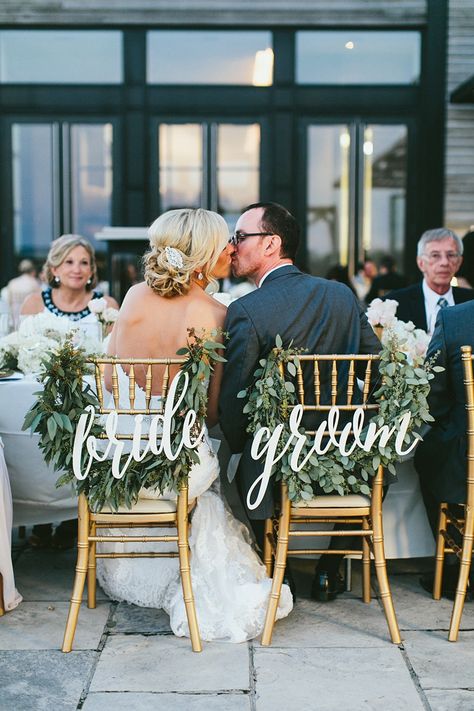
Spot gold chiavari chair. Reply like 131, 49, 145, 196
432, 345, 474, 642
261, 353, 401, 646
62, 357, 202, 653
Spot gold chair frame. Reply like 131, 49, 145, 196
261, 353, 401, 646
433, 345, 474, 642
62, 357, 202, 653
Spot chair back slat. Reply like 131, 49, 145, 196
145, 364, 153, 412
128, 364, 136, 410
297, 362, 305, 407
161, 362, 171, 412
362, 359, 372, 405
347, 359, 355, 405
111, 362, 120, 410
331, 360, 338, 406
313, 360, 321, 407
94, 363, 104, 408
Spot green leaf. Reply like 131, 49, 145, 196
275, 334, 283, 348
47, 416, 57, 440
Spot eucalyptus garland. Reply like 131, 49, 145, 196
23, 329, 225, 511
238, 333, 441, 504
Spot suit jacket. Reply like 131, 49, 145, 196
219, 264, 381, 519
385, 282, 474, 331
414, 301, 474, 504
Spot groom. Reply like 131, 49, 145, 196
218, 202, 380, 599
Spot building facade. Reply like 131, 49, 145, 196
0, 0, 471, 295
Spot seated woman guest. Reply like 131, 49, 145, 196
21, 234, 119, 549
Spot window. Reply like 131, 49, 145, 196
0, 31, 123, 84
147, 31, 273, 85
297, 31, 420, 85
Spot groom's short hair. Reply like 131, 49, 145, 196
243, 202, 300, 261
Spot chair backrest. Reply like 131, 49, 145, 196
281, 353, 380, 436
461, 346, 474, 507
87, 356, 186, 440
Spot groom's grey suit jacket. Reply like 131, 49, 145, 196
219, 264, 381, 520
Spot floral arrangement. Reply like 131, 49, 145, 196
22, 329, 225, 511
0, 312, 104, 375
238, 333, 440, 504
87, 297, 119, 339
367, 298, 430, 366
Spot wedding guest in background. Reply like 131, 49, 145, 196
21, 234, 118, 322
219, 202, 380, 602
456, 229, 474, 289
415, 300, 474, 598
21, 234, 118, 549
0, 259, 41, 330
351, 258, 378, 302
365, 255, 406, 304
385, 228, 474, 334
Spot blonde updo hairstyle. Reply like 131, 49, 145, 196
144, 208, 229, 298
45, 234, 97, 290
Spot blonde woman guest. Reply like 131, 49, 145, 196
21, 235, 118, 550
98, 208, 292, 642
21, 234, 118, 322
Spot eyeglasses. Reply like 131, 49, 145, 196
422, 252, 461, 263
228, 231, 273, 246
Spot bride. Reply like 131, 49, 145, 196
97, 208, 292, 642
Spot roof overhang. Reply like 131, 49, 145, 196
451, 75, 474, 104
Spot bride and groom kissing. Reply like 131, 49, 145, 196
97, 201, 380, 642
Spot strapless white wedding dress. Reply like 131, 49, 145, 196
96, 366, 292, 643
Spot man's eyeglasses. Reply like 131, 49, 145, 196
422, 251, 461, 263
228, 231, 273, 246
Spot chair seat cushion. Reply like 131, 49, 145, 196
293, 494, 370, 509
99, 498, 180, 515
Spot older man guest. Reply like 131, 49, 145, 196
219, 201, 380, 601
386, 228, 474, 334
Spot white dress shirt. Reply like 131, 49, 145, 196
422, 279, 455, 335
258, 263, 292, 288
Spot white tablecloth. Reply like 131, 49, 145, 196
0, 437, 22, 611
0, 376, 434, 558
0, 376, 77, 527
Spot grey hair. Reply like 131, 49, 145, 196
417, 228, 463, 257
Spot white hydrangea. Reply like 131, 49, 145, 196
17, 335, 59, 374
102, 307, 119, 323
366, 298, 399, 328
87, 297, 107, 314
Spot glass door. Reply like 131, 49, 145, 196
11, 120, 114, 262
156, 120, 261, 226
304, 121, 408, 278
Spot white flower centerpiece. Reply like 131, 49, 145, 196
0, 312, 105, 376
87, 297, 119, 339
367, 298, 430, 366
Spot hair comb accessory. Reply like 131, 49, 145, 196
164, 246, 184, 270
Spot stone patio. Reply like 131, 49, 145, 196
2, 533, 474, 711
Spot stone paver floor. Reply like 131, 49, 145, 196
2, 532, 474, 710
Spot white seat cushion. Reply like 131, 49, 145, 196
293, 494, 370, 509
99, 498, 179, 515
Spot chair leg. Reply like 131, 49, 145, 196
433, 503, 448, 600
362, 517, 371, 604
62, 495, 89, 653
448, 508, 474, 642
87, 522, 97, 609
261, 486, 291, 646
372, 469, 401, 644
177, 486, 202, 653
0, 573, 4, 616
264, 518, 274, 577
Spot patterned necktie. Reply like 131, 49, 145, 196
437, 296, 449, 309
